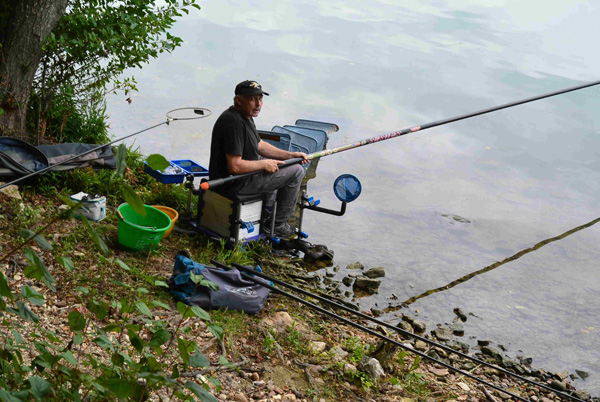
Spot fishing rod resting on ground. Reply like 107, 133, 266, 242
0, 107, 211, 191
223, 262, 586, 402
200, 79, 600, 191
212, 260, 564, 402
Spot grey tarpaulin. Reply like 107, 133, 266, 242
0, 136, 115, 177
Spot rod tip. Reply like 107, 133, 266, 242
200, 182, 209, 191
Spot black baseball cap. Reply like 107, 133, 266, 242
235, 80, 269, 96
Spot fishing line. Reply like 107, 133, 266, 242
213, 261, 587, 402
0, 107, 211, 191
211, 261, 530, 402
200, 79, 600, 191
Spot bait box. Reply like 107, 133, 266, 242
144, 159, 208, 184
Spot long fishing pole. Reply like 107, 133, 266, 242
211, 261, 530, 402
200, 79, 600, 191
0, 107, 211, 191
224, 262, 585, 402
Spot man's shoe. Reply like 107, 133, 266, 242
262, 222, 296, 238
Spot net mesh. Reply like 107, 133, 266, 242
333, 174, 361, 203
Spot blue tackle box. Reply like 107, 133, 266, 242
144, 159, 209, 184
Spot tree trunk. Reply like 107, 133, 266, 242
0, 0, 68, 141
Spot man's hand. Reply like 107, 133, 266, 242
291, 152, 310, 165
262, 159, 285, 173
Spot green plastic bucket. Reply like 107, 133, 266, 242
117, 203, 172, 251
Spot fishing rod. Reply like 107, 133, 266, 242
0, 107, 211, 191
210, 261, 530, 402
223, 262, 586, 402
200, 79, 600, 191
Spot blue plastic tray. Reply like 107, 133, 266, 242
144, 159, 208, 184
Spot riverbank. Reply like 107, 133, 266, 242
0, 179, 597, 402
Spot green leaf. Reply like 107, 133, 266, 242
135, 301, 152, 318
21, 286, 45, 306
190, 305, 211, 321
176, 301, 193, 318
87, 299, 107, 320
189, 348, 210, 368
101, 377, 133, 399
146, 154, 170, 171
0, 389, 27, 402
177, 337, 191, 365
189, 272, 204, 285
27, 376, 51, 401
148, 328, 171, 348
93, 334, 113, 350
150, 300, 171, 310
184, 381, 218, 402
121, 184, 145, 216
218, 355, 234, 368
154, 280, 169, 288
114, 258, 131, 271
207, 324, 223, 340
20, 229, 53, 251
67, 310, 86, 331
57, 256, 74, 272
61, 350, 78, 365
0, 271, 13, 300
115, 143, 127, 177
23, 248, 55, 291
81, 215, 108, 255
14, 301, 39, 323
129, 333, 144, 353
103, 324, 122, 333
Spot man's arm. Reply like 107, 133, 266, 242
258, 140, 309, 163
226, 153, 282, 174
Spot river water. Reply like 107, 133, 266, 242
106, 0, 600, 394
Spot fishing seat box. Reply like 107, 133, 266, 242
196, 190, 263, 244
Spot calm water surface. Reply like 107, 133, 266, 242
107, 0, 600, 394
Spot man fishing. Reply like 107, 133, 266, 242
208, 80, 309, 238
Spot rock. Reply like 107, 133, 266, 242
352, 276, 381, 295
453, 307, 468, 321
481, 345, 501, 360
550, 380, 567, 392
575, 369, 590, 380
397, 321, 412, 332
401, 315, 414, 324
329, 345, 348, 361
259, 311, 295, 333
415, 340, 428, 351
343, 363, 357, 376
371, 308, 384, 317
477, 339, 491, 347
433, 327, 453, 341
363, 266, 385, 278
359, 357, 384, 383
251, 372, 260, 381
555, 371, 569, 381
342, 276, 354, 286
412, 320, 426, 333
0, 184, 22, 199
574, 391, 591, 401
234, 393, 249, 402
309, 341, 327, 354
346, 262, 364, 270
457, 382, 470, 392
450, 323, 464, 336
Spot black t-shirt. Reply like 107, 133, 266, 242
208, 106, 261, 180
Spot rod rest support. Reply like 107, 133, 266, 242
301, 201, 347, 216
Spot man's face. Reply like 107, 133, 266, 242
236, 95, 263, 118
